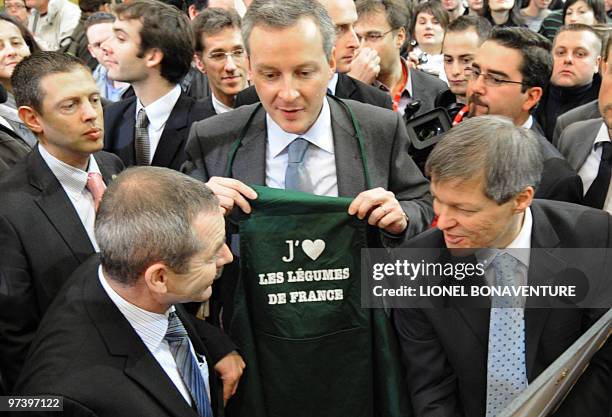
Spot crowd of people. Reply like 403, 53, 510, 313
0, 0, 611, 416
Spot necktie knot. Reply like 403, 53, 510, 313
136, 108, 149, 128
86, 172, 106, 212
287, 137, 309, 163
166, 311, 189, 342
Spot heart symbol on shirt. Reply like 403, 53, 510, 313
301, 239, 325, 261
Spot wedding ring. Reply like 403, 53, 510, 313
380, 205, 388, 214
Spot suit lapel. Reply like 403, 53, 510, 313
570, 119, 601, 171
524, 203, 564, 380
94, 152, 119, 184
152, 94, 193, 168
116, 99, 137, 166
29, 147, 94, 261
334, 73, 356, 100
329, 97, 367, 196
230, 105, 267, 185
85, 263, 198, 417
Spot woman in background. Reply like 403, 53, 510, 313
0, 13, 40, 148
409, 0, 449, 78
483, 0, 526, 26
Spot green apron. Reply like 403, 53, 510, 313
225, 99, 411, 417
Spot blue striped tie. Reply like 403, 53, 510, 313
165, 312, 213, 417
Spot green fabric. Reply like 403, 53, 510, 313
227, 185, 411, 417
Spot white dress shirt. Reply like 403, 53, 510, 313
265, 97, 338, 196
38, 145, 101, 251
98, 266, 211, 405
577, 122, 612, 214
211, 92, 233, 115
521, 115, 534, 130
328, 73, 340, 95
135, 84, 182, 164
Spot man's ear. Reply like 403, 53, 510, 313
328, 46, 337, 79
395, 27, 406, 50
143, 263, 170, 296
188, 4, 199, 20
18, 106, 43, 134
144, 48, 164, 70
194, 53, 206, 74
523, 86, 542, 113
513, 186, 535, 213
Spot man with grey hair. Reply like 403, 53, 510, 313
393, 115, 612, 417
15, 166, 245, 417
184, 0, 432, 322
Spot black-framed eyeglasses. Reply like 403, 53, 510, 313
356, 29, 395, 43
207, 49, 246, 62
464, 66, 526, 87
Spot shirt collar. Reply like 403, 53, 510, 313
328, 73, 339, 95
211, 92, 234, 114
267, 96, 334, 158
136, 84, 181, 130
38, 144, 101, 194
593, 121, 611, 147
98, 265, 174, 352
521, 115, 533, 130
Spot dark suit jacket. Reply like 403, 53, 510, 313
0, 147, 123, 391
200, 95, 218, 120
552, 100, 601, 147
0, 125, 30, 176
14, 257, 225, 417
103, 92, 210, 170
234, 73, 393, 110
392, 200, 612, 417
409, 68, 449, 117
529, 121, 584, 204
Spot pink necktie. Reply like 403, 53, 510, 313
86, 172, 106, 212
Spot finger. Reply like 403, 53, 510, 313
209, 176, 258, 200
367, 205, 389, 226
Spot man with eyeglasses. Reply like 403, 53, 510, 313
192, 7, 248, 118
354, 0, 448, 117
464, 26, 583, 204
102, 0, 213, 171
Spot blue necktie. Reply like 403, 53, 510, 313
285, 137, 312, 193
165, 312, 213, 417
486, 253, 527, 417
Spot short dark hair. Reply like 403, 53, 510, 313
563, 0, 607, 24
410, 0, 450, 38
113, 0, 194, 84
79, 0, 110, 14
84, 11, 115, 34
12, 52, 90, 114
446, 15, 492, 42
186, 0, 208, 12
355, 0, 410, 31
554, 23, 603, 55
193, 7, 242, 55
489, 27, 552, 92
0, 13, 42, 56
96, 167, 220, 286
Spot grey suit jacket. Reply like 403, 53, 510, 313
183, 97, 434, 238
556, 118, 603, 171
552, 100, 600, 147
